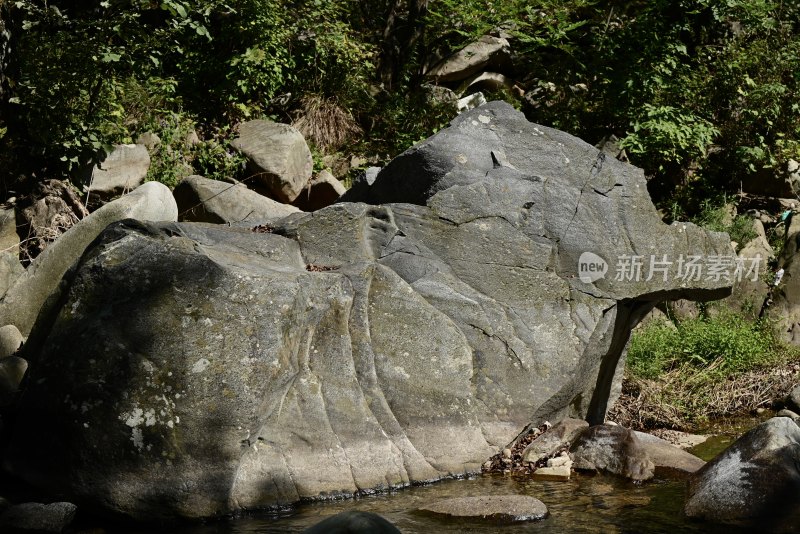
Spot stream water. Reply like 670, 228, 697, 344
111, 418, 765, 534
117, 473, 749, 534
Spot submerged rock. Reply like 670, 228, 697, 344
684, 417, 800, 526
420, 495, 548, 522
5, 103, 732, 520
304, 511, 401, 534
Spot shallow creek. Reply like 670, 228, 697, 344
114, 416, 767, 534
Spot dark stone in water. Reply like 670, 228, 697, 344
303, 511, 401, 533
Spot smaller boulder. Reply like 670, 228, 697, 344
522, 418, 588, 464
788, 384, 800, 413
426, 35, 512, 83
570, 425, 655, 481
0, 325, 23, 358
0, 502, 77, 532
174, 175, 300, 225
420, 495, 548, 522
231, 120, 313, 203
292, 170, 346, 211
532, 463, 571, 481
135, 132, 161, 151
684, 417, 800, 525
86, 144, 151, 199
633, 431, 705, 478
303, 511, 401, 534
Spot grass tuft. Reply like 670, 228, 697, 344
610, 312, 800, 430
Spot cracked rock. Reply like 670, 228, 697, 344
5, 102, 732, 520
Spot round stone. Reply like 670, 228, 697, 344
420, 495, 548, 522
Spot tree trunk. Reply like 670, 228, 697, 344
378, 0, 429, 89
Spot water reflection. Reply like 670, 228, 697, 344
120, 472, 749, 534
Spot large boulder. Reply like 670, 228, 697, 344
5, 103, 732, 520
173, 175, 300, 225
231, 120, 313, 203
684, 417, 800, 527
0, 182, 178, 337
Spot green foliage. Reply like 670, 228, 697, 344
621, 105, 719, 173
192, 138, 247, 183
693, 199, 756, 247
628, 313, 778, 381
1, 0, 798, 209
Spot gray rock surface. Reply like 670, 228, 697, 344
86, 144, 150, 199
292, 170, 346, 212
633, 430, 705, 478
684, 417, 800, 526
0, 324, 22, 358
0, 207, 19, 253
5, 103, 732, 520
174, 175, 300, 225
768, 224, 800, 343
777, 408, 799, 423
0, 252, 23, 300
0, 501, 77, 532
426, 35, 512, 83
722, 224, 772, 318
231, 120, 313, 203
0, 182, 178, 337
522, 418, 588, 463
0, 209, 22, 298
420, 495, 548, 522
570, 425, 655, 481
